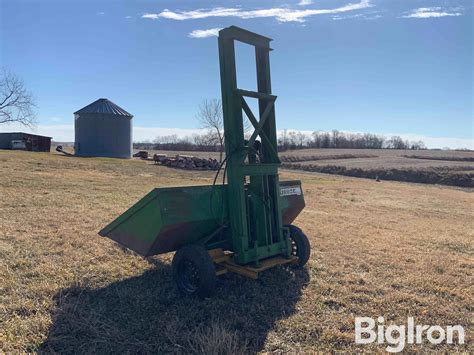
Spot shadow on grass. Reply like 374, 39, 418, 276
40, 258, 310, 353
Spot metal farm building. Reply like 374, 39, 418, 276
74, 98, 133, 158
0, 132, 52, 152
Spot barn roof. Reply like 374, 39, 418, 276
74, 98, 133, 117
0, 132, 52, 139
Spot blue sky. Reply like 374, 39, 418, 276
1, 0, 472, 148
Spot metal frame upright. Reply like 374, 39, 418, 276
218, 26, 290, 265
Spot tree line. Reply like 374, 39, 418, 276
134, 133, 224, 153
278, 129, 426, 151
134, 129, 426, 152
135, 99, 426, 153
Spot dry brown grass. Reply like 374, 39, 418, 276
1, 150, 472, 353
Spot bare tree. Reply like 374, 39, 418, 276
197, 99, 224, 163
154, 134, 179, 144
385, 136, 408, 149
296, 131, 307, 149
0, 69, 36, 127
278, 129, 290, 151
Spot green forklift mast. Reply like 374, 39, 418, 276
99, 26, 311, 297
218, 26, 289, 265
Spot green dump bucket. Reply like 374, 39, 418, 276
99, 180, 305, 257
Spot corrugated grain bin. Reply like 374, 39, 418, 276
74, 98, 133, 158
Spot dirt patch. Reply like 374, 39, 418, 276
281, 154, 377, 163
283, 163, 474, 187
404, 155, 474, 162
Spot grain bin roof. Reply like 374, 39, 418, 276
74, 98, 133, 117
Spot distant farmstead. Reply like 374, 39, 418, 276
0, 132, 52, 152
74, 98, 133, 158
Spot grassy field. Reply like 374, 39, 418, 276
280, 148, 474, 169
134, 148, 474, 187
279, 149, 474, 187
281, 148, 474, 159
1, 150, 472, 352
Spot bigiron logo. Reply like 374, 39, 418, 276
355, 316, 465, 353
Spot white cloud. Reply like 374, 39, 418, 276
188, 28, 222, 38
142, 0, 373, 23
97, 12, 105, 15
402, 7, 462, 19
1, 123, 471, 149
333, 11, 382, 20
142, 13, 159, 20
125, 16, 132, 19
364, 14, 382, 20
298, 0, 313, 6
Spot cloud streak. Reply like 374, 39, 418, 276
402, 7, 462, 19
188, 28, 221, 38
332, 11, 382, 21
142, 0, 373, 23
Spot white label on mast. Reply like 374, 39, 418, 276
280, 186, 302, 196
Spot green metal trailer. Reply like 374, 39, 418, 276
99, 26, 311, 297
99, 181, 305, 257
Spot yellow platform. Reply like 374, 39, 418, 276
209, 248, 298, 279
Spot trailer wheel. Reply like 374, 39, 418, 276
287, 225, 311, 267
172, 245, 216, 298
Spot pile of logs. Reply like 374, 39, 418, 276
153, 154, 220, 170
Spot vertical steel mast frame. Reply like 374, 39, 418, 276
218, 26, 290, 265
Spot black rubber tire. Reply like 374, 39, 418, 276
287, 225, 311, 267
172, 245, 216, 298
